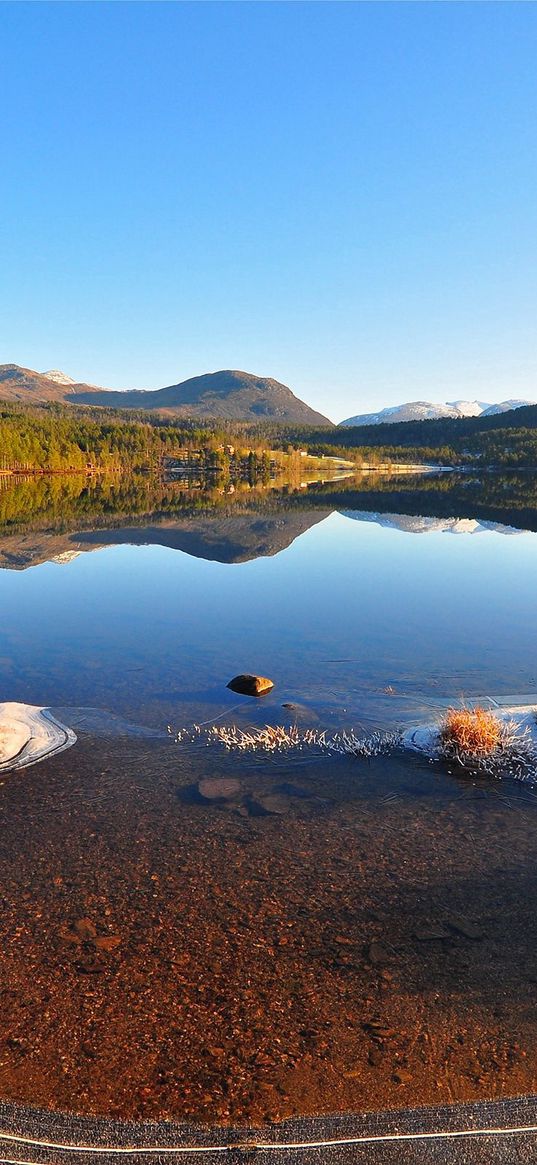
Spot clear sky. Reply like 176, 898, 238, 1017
1, 2, 536, 422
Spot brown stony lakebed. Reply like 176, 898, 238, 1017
1, 734, 537, 1123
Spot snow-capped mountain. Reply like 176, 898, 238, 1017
341, 511, 521, 536
41, 369, 77, 385
480, 399, 535, 416
339, 398, 535, 427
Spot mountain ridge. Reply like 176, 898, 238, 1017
0, 364, 102, 404
0, 364, 333, 425
340, 397, 535, 427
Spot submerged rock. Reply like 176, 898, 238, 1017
367, 940, 391, 967
281, 702, 319, 723
276, 781, 313, 799
247, 793, 290, 816
444, 914, 484, 940
227, 674, 274, 697
198, 777, 241, 802
393, 1068, 413, 1085
94, 934, 121, 952
413, 924, 450, 942
52, 706, 165, 739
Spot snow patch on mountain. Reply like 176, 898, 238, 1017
42, 370, 77, 385
341, 511, 522, 536
339, 398, 535, 427
446, 400, 485, 417
480, 399, 535, 416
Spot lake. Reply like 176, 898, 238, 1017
1, 471, 537, 1124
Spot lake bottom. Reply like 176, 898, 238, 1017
1, 733, 537, 1124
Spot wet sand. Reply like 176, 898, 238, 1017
1, 736, 537, 1124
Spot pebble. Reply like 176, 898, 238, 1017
392, 1068, 413, 1084
367, 940, 390, 967
74, 917, 97, 941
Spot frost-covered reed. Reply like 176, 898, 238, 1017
169, 708, 537, 782
171, 721, 401, 757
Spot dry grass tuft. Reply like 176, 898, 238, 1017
438, 706, 537, 782
441, 707, 502, 758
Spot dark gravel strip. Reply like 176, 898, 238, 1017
2, 1096, 537, 1164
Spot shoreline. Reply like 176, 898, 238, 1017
2, 1092, 537, 1157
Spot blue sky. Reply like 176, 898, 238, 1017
1, 2, 536, 422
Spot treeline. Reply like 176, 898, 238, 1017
274, 468, 537, 529
4, 398, 537, 474
0, 469, 312, 536
0, 402, 280, 473
293, 468, 537, 529
3, 467, 537, 542
250, 406, 537, 467
264, 403, 537, 449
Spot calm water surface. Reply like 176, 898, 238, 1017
1, 478, 537, 1123
1, 507, 537, 728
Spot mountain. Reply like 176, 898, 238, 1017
341, 511, 520, 536
0, 364, 333, 424
0, 364, 101, 403
73, 511, 333, 564
480, 399, 535, 416
41, 369, 78, 385
339, 398, 534, 427
0, 511, 334, 570
67, 369, 333, 424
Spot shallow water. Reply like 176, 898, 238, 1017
1, 474, 537, 1122
2, 736, 537, 1123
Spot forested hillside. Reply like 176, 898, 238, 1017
3, 399, 537, 473
0, 403, 266, 472
256, 405, 537, 467
333, 402, 537, 447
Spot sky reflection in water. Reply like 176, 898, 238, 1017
1, 509, 537, 730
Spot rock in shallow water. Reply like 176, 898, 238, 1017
281, 702, 319, 723
367, 940, 391, 967
227, 674, 274, 697
276, 781, 313, 799
198, 777, 242, 802
245, 793, 292, 816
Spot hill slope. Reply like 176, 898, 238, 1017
0, 365, 101, 403
0, 365, 332, 424
67, 369, 333, 424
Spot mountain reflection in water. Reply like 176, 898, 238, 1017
1, 469, 537, 569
